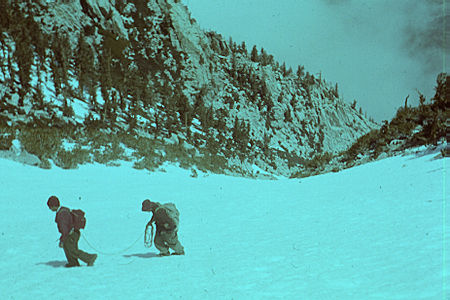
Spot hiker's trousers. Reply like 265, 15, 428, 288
63, 230, 95, 266
154, 230, 184, 254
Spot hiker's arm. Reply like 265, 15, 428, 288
56, 210, 72, 242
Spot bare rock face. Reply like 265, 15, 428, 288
0, 0, 377, 176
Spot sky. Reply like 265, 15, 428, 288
0, 144, 448, 299
181, 0, 449, 122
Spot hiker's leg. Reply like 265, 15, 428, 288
63, 233, 80, 266
70, 231, 96, 264
164, 231, 184, 254
154, 231, 170, 255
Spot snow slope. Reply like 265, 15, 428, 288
0, 150, 448, 299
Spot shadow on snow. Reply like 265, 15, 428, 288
123, 252, 159, 259
36, 260, 67, 268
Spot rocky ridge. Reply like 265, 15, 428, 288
0, 0, 377, 177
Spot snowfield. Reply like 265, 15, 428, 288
0, 149, 448, 299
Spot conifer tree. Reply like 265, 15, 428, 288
114, 0, 126, 13
286, 67, 293, 76
240, 41, 247, 55
0, 41, 6, 78
228, 36, 236, 53
232, 118, 250, 153
418, 91, 426, 106
260, 81, 273, 111
114, 50, 133, 111
280, 62, 287, 76
193, 86, 207, 126
127, 70, 144, 115
284, 108, 293, 122
0, 1, 11, 31
432, 73, 449, 110
26, 14, 46, 78
74, 31, 95, 96
175, 90, 193, 129
260, 48, 268, 66
140, 80, 154, 109
250, 45, 259, 62
277, 91, 284, 103
266, 54, 274, 67
99, 42, 113, 122
50, 31, 72, 106
290, 94, 297, 108
36, 80, 46, 103
5, 46, 14, 87
296, 65, 305, 79
13, 19, 33, 105
88, 80, 98, 111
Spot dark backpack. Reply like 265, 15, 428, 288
71, 209, 86, 230
155, 203, 179, 230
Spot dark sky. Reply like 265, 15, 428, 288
181, 0, 449, 122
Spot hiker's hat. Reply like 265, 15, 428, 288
142, 199, 156, 211
47, 195, 60, 208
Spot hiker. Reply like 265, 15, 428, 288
141, 199, 185, 256
47, 195, 97, 267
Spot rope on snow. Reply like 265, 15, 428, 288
81, 231, 146, 256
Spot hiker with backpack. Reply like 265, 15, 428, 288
47, 196, 97, 267
141, 199, 185, 256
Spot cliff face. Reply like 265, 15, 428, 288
0, 0, 376, 177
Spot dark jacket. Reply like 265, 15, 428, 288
55, 207, 74, 242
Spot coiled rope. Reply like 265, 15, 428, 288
144, 222, 154, 248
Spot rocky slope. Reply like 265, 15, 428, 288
0, 0, 376, 177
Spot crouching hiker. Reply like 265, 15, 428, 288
141, 199, 185, 256
47, 196, 97, 267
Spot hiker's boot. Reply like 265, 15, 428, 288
157, 252, 170, 257
172, 251, 185, 256
87, 254, 97, 266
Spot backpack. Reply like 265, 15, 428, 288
156, 203, 179, 230
71, 209, 86, 230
